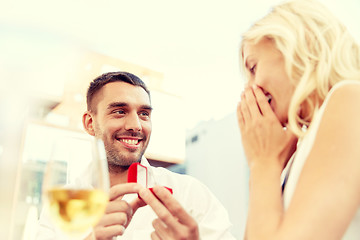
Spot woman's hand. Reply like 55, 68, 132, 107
237, 85, 297, 169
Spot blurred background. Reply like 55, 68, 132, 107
1, 0, 359, 239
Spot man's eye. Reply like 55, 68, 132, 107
114, 110, 125, 115
139, 111, 150, 118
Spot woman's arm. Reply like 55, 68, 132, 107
239, 83, 360, 240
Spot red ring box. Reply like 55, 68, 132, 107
128, 163, 173, 198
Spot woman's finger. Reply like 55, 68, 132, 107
252, 85, 275, 118
240, 90, 252, 123
151, 231, 162, 240
244, 87, 262, 118
237, 101, 245, 130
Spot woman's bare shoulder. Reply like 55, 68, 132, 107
327, 80, 360, 100
322, 80, 360, 114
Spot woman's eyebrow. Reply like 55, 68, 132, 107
245, 59, 249, 69
244, 56, 253, 69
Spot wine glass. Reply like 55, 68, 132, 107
42, 136, 110, 239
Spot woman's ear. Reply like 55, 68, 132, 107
83, 111, 95, 136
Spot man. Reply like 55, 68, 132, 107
37, 71, 234, 239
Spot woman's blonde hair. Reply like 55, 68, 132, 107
240, 0, 360, 137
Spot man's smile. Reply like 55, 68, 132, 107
116, 137, 143, 150
120, 138, 140, 145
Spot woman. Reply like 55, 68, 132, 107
237, 0, 360, 239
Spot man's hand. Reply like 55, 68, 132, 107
139, 186, 199, 240
87, 183, 146, 240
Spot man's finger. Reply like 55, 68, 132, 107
139, 187, 180, 228
94, 224, 125, 238
109, 183, 142, 201
98, 211, 129, 227
106, 199, 132, 214
129, 197, 147, 214
151, 186, 197, 227
152, 218, 170, 239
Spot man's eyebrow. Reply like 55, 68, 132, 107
107, 102, 128, 110
107, 102, 153, 111
141, 105, 153, 111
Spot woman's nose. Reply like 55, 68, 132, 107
245, 79, 255, 88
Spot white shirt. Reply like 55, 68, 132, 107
36, 158, 235, 240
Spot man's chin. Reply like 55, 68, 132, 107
106, 148, 144, 167
109, 155, 142, 166
108, 158, 141, 173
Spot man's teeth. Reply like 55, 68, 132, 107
120, 139, 139, 145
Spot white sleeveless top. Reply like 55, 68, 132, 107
281, 80, 360, 239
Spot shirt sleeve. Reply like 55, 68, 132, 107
36, 208, 58, 240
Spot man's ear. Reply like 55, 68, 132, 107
83, 111, 95, 136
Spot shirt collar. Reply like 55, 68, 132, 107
140, 156, 151, 167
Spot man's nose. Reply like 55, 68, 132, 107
124, 112, 142, 132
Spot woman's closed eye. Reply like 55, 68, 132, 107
249, 64, 257, 75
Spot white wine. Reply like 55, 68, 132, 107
46, 188, 108, 234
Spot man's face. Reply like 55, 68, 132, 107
90, 81, 152, 167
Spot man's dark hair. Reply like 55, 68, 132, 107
86, 71, 150, 112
